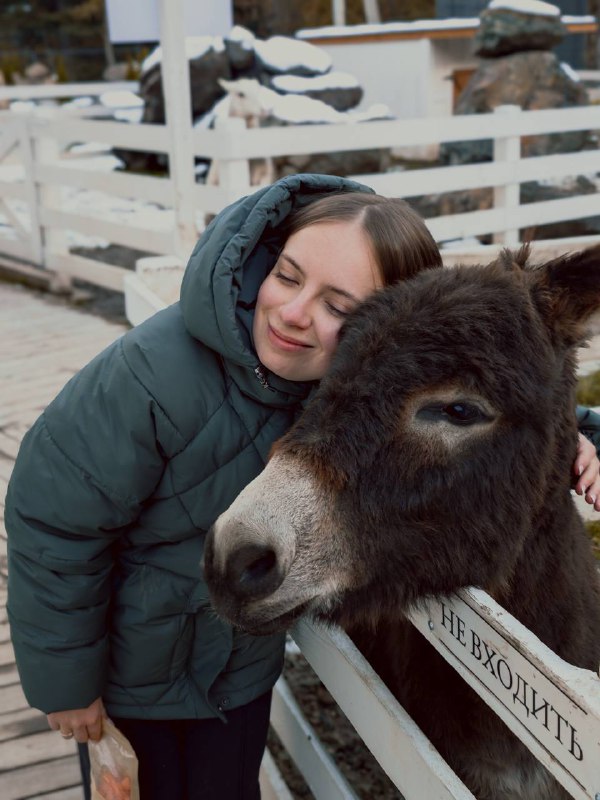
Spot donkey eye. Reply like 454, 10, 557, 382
417, 402, 491, 426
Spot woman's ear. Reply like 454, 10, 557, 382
529, 245, 600, 346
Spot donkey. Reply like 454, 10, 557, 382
204, 246, 600, 800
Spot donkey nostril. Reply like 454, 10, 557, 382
240, 550, 277, 585
228, 544, 283, 599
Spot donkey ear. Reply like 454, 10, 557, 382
530, 245, 600, 344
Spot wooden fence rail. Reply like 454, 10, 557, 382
2, 100, 600, 293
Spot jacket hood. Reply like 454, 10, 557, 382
180, 174, 374, 405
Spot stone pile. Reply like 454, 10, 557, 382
442, 0, 591, 164
116, 26, 390, 177
429, 0, 600, 240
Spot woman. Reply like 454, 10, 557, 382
6, 174, 600, 799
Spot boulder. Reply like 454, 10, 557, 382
224, 26, 257, 76
140, 45, 231, 125
275, 145, 390, 178
475, 4, 566, 57
441, 51, 590, 164
270, 72, 363, 111
410, 175, 600, 242
254, 36, 332, 76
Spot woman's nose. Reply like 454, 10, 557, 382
279, 297, 311, 328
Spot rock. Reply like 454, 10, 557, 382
140, 46, 231, 125
441, 51, 590, 164
254, 36, 332, 76
410, 175, 600, 241
103, 63, 130, 82
224, 26, 257, 76
275, 146, 390, 179
270, 72, 363, 111
475, 4, 566, 57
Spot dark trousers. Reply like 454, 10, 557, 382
78, 691, 272, 800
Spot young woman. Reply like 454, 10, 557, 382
6, 174, 600, 800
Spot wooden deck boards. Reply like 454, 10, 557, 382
0, 282, 127, 799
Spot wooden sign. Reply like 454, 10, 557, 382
408, 588, 600, 800
105, 0, 233, 44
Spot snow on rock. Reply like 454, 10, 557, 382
60, 96, 94, 111
487, 0, 560, 16
297, 19, 481, 40
560, 61, 581, 82
268, 93, 344, 123
272, 71, 360, 93
226, 25, 255, 47
142, 36, 225, 74
254, 36, 332, 75
100, 91, 144, 109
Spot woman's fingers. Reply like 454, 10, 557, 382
46, 697, 105, 743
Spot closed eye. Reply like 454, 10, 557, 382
416, 402, 493, 426
275, 271, 298, 286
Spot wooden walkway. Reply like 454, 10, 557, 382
0, 282, 128, 800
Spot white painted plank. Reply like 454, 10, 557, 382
35, 164, 175, 206
408, 589, 600, 800
44, 252, 127, 293
0, 81, 138, 101
271, 676, 359, 799
193, 105, 600, 159
259, 748, 294, 800
0, 239, 34, 263
0, 182, 28, 201
427, 192, 600, 242
30, 117, 168, 153
39, 208, 176, 256
291, 619, 475, 800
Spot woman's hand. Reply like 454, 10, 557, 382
47, 696, 106, 743
574, 433, 600, 512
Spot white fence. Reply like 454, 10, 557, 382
2, 87, 600, 799
2, 96, 600, 292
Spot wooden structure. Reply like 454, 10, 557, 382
4, 98, 600, 292
0, 284, 128, 799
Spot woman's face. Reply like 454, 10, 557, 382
253, 220, 382, 382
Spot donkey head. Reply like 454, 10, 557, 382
205, 246, 600, 635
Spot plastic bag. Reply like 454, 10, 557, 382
89, 717, 140, 800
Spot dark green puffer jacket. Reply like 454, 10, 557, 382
5, 173, 374, 719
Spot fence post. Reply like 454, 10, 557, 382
32, 111, 72, 292
492, 104, 521, 246
17, 118, 43, 266
214, 117, 252, 202
158, 0, 198, 262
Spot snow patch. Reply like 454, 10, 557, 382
272, 71, 359, 93
560, 62, 581, 82
99, 91, 144, 109
254, 36, 332, 74
142, 36, 225, 74
225, 25, 255, 46
487, 0, 560, 16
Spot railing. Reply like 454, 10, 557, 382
2, 98, 600, 293
2, 89, 600, 799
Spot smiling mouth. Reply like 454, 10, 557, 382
268, 325, 312, 350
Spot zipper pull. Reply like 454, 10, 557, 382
254, 365, 275, 392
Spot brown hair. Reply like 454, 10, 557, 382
284, 193, 442, 286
